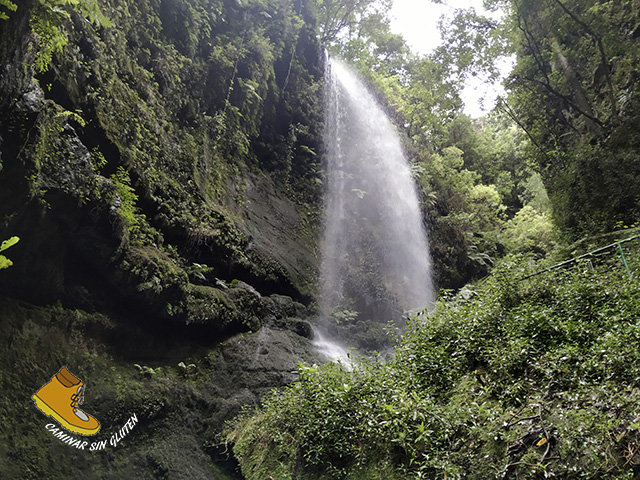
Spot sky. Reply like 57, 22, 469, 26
389, 0, 511, 118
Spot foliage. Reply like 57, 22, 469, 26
3, 0, 325, 299
435, 0, 515, 84
109, 166, 139, 232
0, 236, 19, 270
415, 142, 512, 271
501, 205, 555, 254
0, 0, 17, 21
227, 360, 421, 480
312, 0, 392, 44
504, 0, 640, 237
440, 0, 640, 238
227, 242, 640, 479
29, 0, 111, 72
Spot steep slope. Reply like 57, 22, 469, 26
227, 234, 640, 479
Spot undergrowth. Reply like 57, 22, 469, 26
225, 244, 640, 479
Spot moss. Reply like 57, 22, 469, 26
122, 245, 188, 291
0, 0, 325, 477
227, 413, 298, 480
183, 282, 263, 332
0, 295, 319, 479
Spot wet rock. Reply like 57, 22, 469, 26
202, 325, 323, 428
263, 293, 308, 319
39, 124, 96, 196
269, 316, 314, 339
15, 80, 44, 113
288, 318, 314, 339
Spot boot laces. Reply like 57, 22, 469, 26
70, 386, 85, 410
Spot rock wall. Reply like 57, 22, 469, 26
0, 0, 324, 477
1, 0, 323, 326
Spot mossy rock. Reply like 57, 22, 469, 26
183, 281, 263, 333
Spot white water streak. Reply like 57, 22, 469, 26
320, 57, 435, 323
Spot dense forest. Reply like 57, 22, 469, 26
0, 0, 639, 478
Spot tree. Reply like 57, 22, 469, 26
434, 0, 515, 85
437, 0, 640, 237
313, 0, 392, 44
505, 0, 640, 236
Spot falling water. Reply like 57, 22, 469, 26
316, 56, 434, 357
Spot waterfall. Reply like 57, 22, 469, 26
317, 56, 434, 358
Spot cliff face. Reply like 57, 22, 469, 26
0, 0, 324, 477
1, 0, 323, 322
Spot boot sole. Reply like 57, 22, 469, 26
32, 394, 100, 436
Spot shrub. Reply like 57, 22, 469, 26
227, 248, 640, 479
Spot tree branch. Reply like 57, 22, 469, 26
519, 74, 605, 129
551, 0, 618, 119
497, 98, 552, 164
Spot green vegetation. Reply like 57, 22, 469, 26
1, 0, 640, 478
29, 0, 111, 72
0, 1, 326, 475
439, 0, 640, 240
0, 0, 17, 20
227, 238, 640, 479
316, 0, 640, 285
0, 236, 19, 269
109, 166, 140, 232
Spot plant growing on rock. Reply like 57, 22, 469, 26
0, 236, 19, 270
109, 166, 140, 233
29, 0, 110, 72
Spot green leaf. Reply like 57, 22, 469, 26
0, 255, 12, 269
0, 238, 18, 269
0, 0, 17, 20
0, 236, 19, 253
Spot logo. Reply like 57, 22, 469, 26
32, 367, 101, 436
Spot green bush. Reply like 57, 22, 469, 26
501, 205, 555, 254
227, 249, 640, 479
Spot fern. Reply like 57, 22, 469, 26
29, 0, 111, 72
110, 167, 139, 232
77, 0, 111, 27
0, 0, 17, 21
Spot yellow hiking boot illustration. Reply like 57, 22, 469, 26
32, 367, 101, 436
